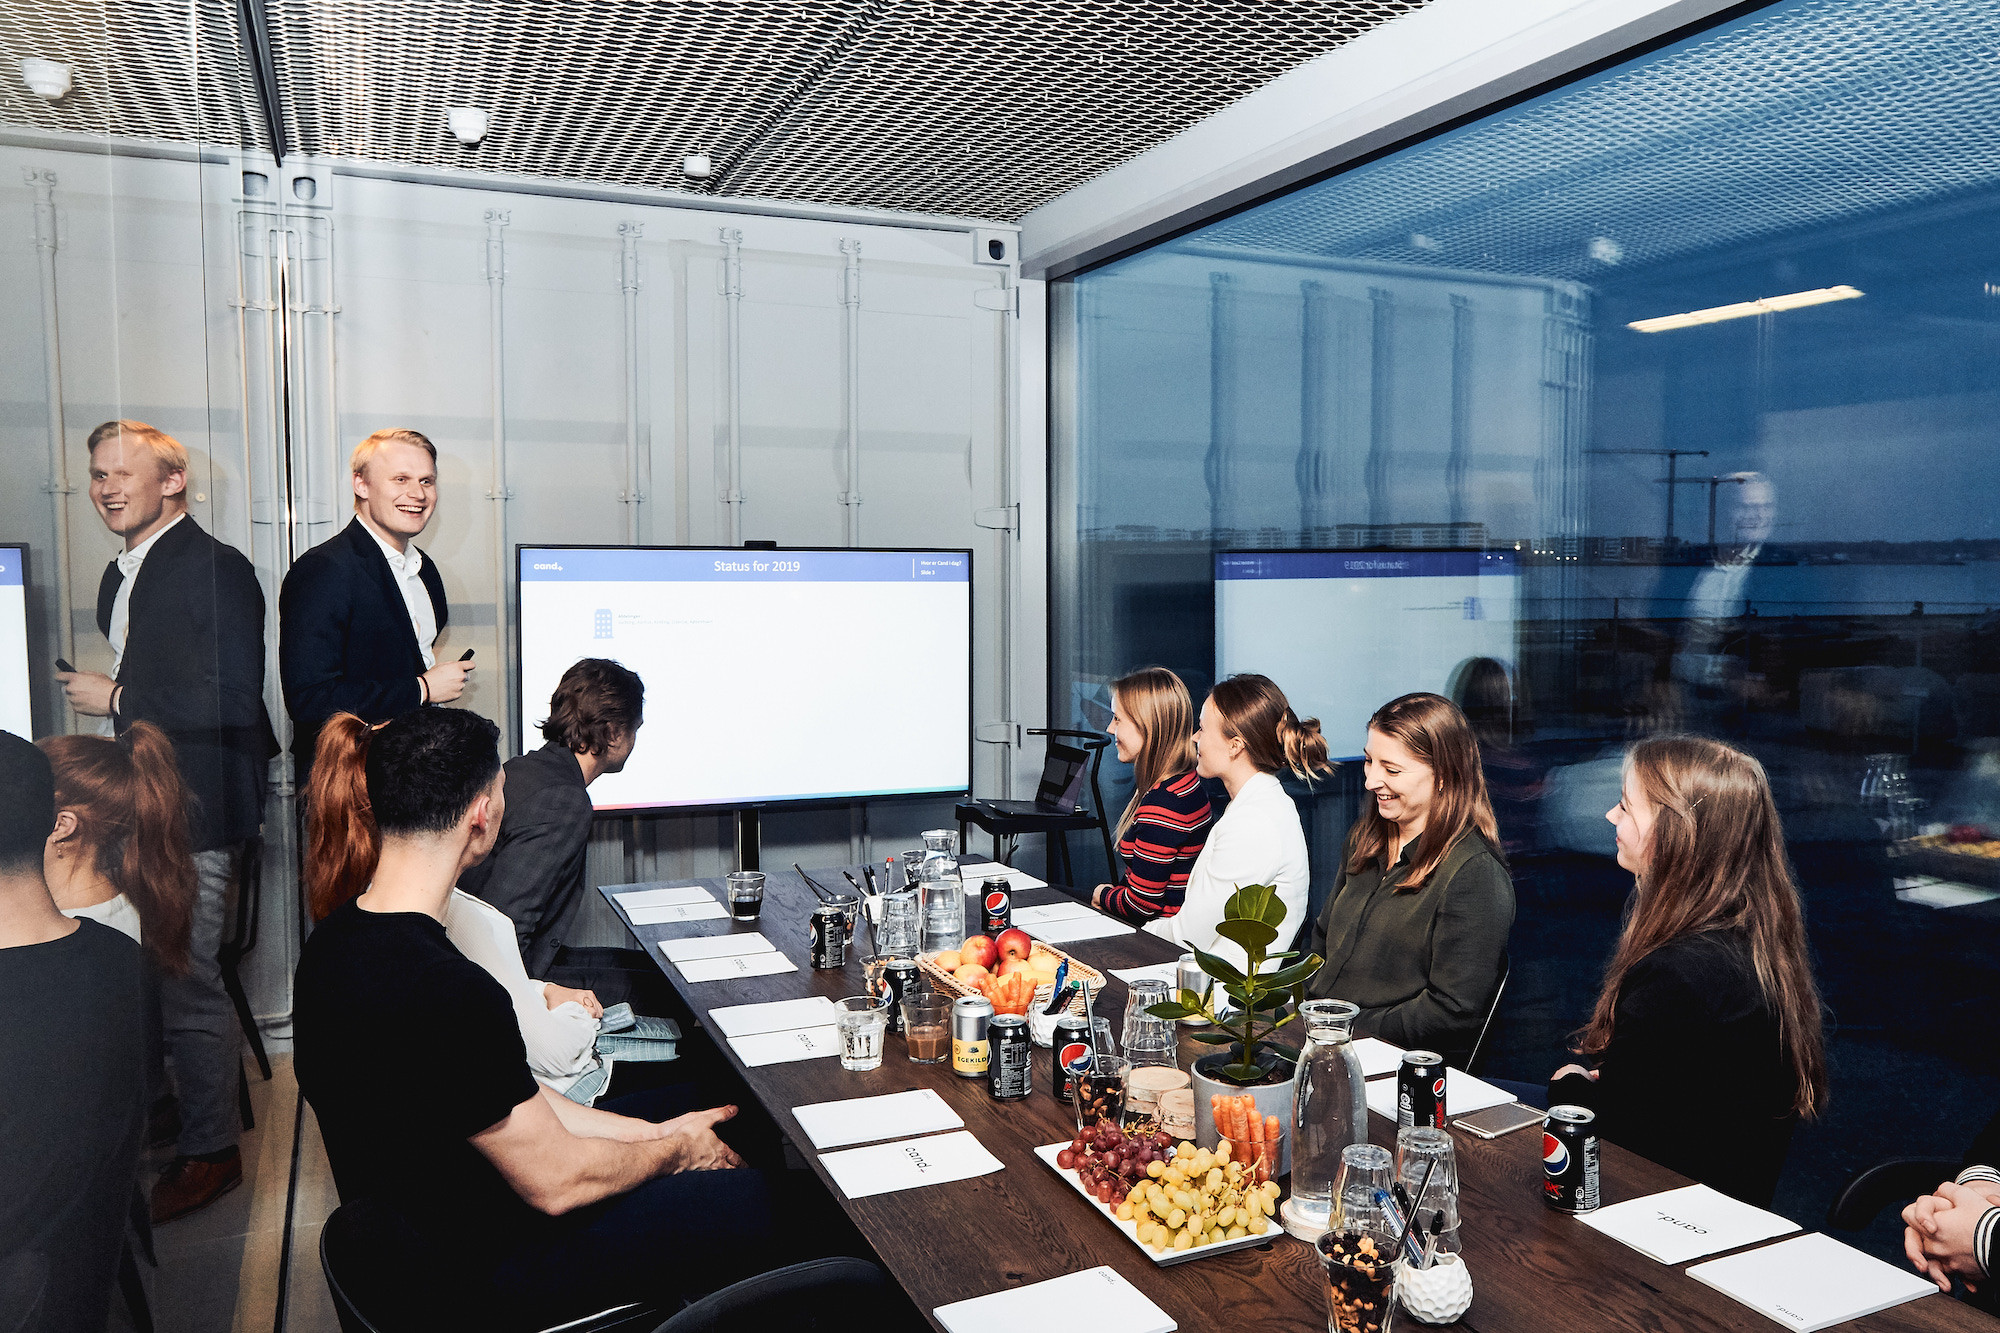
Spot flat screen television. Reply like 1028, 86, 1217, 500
517, 545, 972, 811
1215, 548, 1519, 760
0, 546, 29, 740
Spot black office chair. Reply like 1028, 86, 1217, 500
652, 1256, 907, 1333
320, 1200, 663, 1333
955, 728, 1115, 887
219, 836, 272, 1083
1462, 953, 1510, 1075
1827, 1156, 1960, 1231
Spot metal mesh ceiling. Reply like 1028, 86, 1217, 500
1194, 0, 2000, 278
0, 0, 1425, 221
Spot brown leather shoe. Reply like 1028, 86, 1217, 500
151, 1148, 243, 1224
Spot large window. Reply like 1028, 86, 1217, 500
1053, 0, 2000, 1247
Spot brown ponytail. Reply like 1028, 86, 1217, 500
1208, 675, 1333, 784
38, 723, 196, 975
306, 713, 381, 921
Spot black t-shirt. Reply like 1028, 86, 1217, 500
0, 919, 148, 1333
295, 901, 542, 1251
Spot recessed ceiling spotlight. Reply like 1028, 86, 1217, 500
446, 107, 488, 145
682, 153, 713, 179
21, 58, 72, 101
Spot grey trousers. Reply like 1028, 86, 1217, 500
162, 845, 244, 1157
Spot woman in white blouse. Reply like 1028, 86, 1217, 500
443, 888, 610, 1100
1149, 674, 1330, 972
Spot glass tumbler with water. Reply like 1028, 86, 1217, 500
1282, 999, 1369, 1241
835, 995, 888, 1072
1120, 979, 1178, 1068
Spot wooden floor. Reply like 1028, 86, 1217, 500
115, 1053, 343, 1333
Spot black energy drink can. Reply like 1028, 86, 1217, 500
1397, 1050, 1447, 1129
1051, 1013, 1091, 1104
988, 1015, 1032, 1101
981, 877, 1012, 935
880, 958, 919, 1034
1542, 1104, 1601, 1212
808, 905, 846, 970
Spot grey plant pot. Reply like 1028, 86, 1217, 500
1190, 1051, 1295, 1179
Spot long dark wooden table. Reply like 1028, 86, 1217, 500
604, 870, 1988, 1333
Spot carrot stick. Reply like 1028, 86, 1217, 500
1263, 1114, 1283, 1185
1233, 1096, 1252, 1152
1210, 1094, 1229, 1149
1223, 1095, 1245, 1152
1242, 1097, 1265, 1181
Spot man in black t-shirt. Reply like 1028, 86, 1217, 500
0, 731, 149, 1333
295, 708, 805, 1329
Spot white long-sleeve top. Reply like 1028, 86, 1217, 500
1146, 771, 1310, 974
443, 888, 599, 1094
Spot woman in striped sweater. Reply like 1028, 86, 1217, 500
1090, 668, 1214, 927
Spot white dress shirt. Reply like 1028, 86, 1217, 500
1146, 770, 1311, 974
63, 894, 143, 945
359, 518, 437, 669
443, 889, 599, 1096
108, 512, 186, 678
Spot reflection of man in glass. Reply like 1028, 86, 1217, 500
1673, 471, 1775, 708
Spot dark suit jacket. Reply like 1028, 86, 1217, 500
457, 743, 595, 979
98, 517, 277, 851
279, 519, 447, 766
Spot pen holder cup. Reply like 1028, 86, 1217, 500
1397, 1253, 1473, 1325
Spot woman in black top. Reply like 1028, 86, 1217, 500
1549, 735, 1826, 1207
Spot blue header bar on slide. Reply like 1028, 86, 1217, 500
0, 548, 22, 587
1216, 550, 1514, 581
521, 548, 968, 584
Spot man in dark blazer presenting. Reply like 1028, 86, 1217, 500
57, 419, 279, 1222
279, 428, 474, 782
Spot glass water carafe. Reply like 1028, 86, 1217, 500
918, 830, 963, 954
1282, 999, 1369, 1241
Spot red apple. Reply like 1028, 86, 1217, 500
952, 963, 991, 987
996, 927, 1033, 962
960, 935, 998, 970
997, 956, 1035, 978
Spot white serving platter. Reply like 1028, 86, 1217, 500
1031, 1142, 1281, 1267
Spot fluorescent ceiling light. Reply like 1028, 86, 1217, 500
1627, 284, 1863, 333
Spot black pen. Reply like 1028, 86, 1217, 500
793, 863, 833, 902
842, 870, 869, 899
862, 864, 879, 896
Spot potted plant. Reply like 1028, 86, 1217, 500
1146, 883, 1323, 1176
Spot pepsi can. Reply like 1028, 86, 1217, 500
881, 959, 920, 1035
808, 905, 846, 970
981, 877, 1012, 935
988, 1015, 1032, 1101
1542, 1104, 1600, 1212
1050, 1013, 1091, 1104
1397, 1050, 1447, 1129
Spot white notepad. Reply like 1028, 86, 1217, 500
934, 1267, 1176, 1333
728, 1025, 842, 1067
1365, 1068, 1514, 1119
708, 996, 841, 1038
1352, 1037, 1407, 1079
958, 862, 1049, 891
613, 883, 715, 909
627, 900, 729, 925
1578, 1184, 1798, 1264
818, 1130, 1005, 1199
1110, 962, 1183, 989
1686, 1232, 1934, 1331
674, 951, 798, 983
657, 932, 775, 963
1011, 901, 1099, 926
791, 1088, 966, 1150
1027, 915, 1136, 944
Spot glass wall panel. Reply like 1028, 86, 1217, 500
1052, 0, 2000, 1246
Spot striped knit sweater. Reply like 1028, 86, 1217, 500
1100, 770, 1213, 926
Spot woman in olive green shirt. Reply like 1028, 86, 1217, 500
1307, 693, 1515, 1064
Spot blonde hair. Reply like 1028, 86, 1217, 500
1110, 667, 1198, 837
349, 428, 438, 477
87, 420, 188, 478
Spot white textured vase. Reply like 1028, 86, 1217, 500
1397, 1252, 1473, 1325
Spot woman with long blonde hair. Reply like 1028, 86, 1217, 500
1550, 735, 1826, 1207
1090, 668, 1213, 927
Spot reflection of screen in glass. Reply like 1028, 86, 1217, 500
1215, 550, 1518, 760
518, 546, 972, 811
0, 546, 30, 740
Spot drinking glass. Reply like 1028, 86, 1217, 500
1394, 1126, 1461, 1261
726, 871, 765, 922
827, 891, 861, 942
855, 952, 890, 1000
1090, 1016, 1118, 1059
877, 888, 919, 957
835, 995, 888, 1072
1284, 999, 1368, 1241
1319, 1224, 1402, 1333
1121, 979, 1177, 1068
1074, 1056, 1130, 1132
902, 994, 951, 1064
899, 849, 925, 891
1334, 1143, 1396, 1236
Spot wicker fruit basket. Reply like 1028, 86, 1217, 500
914, 942, 1106, 1018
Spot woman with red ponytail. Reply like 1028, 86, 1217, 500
39, 722, 196, 975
